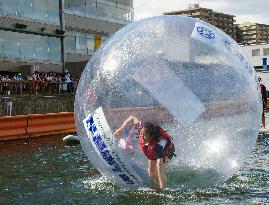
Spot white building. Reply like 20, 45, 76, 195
240, 44, 269, 69
240, 44, 269, 88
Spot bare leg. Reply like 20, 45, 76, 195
148, 160, 158, 187
156, 158, 166, 189
262, 113, 266, 128
148, 158, 170, 189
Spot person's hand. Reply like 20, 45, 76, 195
114, 128, 123, 137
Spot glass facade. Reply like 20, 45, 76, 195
0, 0, 60, 25
65, 31, 106, 56
0, 30, 61, 63
0, 0, 133, 67
64, 0, 133, 24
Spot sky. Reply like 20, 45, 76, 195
133, 0, 269, 24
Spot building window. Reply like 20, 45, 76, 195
263, 48, 269, 56
76, 33, 87, 55
0, 30, 61, 63
65, 32, 76, 54
73, 0, 86, 17
0, 0, 60, 25
252, 49, 260, 56
65, 31, 108, 56
87, 34, 95, 55
64, 0, 133, 24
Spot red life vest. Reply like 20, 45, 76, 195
139, 129, 174, 160
260, 83, 267, 100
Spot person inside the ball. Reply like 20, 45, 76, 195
114, 116, 176, 189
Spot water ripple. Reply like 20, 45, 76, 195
0, 134, 268, 204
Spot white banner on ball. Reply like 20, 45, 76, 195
191, 21, 255, 79
191, 21, 238, 55
133, 57, 205, 126
83, 107, 143, 187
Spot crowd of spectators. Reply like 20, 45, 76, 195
0, 70, 76, 95
1, 71, 66, 82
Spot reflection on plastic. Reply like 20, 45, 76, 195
133, 57, 205, 126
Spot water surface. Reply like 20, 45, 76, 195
1, 133, 268, 205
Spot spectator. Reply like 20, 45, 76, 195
258, 77, 267, 129
27, 75, 33, 80
14, 73, 23, 81
1, 75, 11, 95
32, 71, 38, 81
1, 75, 11, 81
64, 70, 73, 93
56, 73, 63, 83
0, 70, 75, 95
46, 72, 53, 82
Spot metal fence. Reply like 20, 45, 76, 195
0, 80, 76, 95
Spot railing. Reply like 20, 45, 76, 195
0, 80, 76, 95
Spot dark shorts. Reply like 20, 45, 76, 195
155, 144, 164, 159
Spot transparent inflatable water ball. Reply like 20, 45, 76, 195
75, 16, 262, 189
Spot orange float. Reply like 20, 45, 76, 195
0, 112, 76, 141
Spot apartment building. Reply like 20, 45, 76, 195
163, 3, 237, 40
238, 22, 269, 45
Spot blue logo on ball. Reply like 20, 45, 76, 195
221, 38, 232, 51
197, 27, 215, 40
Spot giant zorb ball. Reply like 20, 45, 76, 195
75, 16, 262, 189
